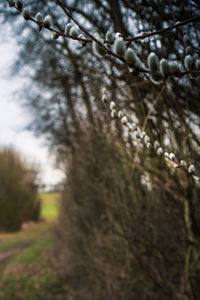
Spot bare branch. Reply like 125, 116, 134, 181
125, 15, 200, 42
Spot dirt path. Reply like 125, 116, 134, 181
0, 222, 54, 264
0, 240, 34, 262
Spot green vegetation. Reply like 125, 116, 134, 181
55, 130, 199, 299
41, 193, 60, 220
0, 192, 66, 300
0, 148, 40, 232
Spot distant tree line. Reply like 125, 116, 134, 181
0, 148, 40, 232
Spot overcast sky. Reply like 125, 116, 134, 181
0, 27, 65, 188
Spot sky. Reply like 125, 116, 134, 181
0, 27, 65, 189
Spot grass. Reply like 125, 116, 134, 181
41, 192, 60, 220
0, 192, 68, 300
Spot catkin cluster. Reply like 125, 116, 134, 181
7, 0, 200, 181
101, 88, 198, 180
94, 30, 200, 84
7, 0, 200, 85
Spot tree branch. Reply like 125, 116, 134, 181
125, 15, 200, 42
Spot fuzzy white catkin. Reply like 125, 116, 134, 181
115, 32, 121, 38
168, 61, 180, 74
121, 116, 128, 125
130, 131, 136, 140
183, 34, 190, 44
144, 135, 150, 144
169, 153, 175, 160
147, 53, 160, 71
69, 26, 78, 37
125, 48, 140, 67
188, 164, 195, 173
106, 31, 114, 42
110, 101, 116, 110
44, 15, 52, 28
127, 123, 133, 130
113, 37, 126, 56
78, 34, 85, 40
78, 33, 85, 39
160, 59, 169, 74
186, 46, 192, 55
132, 140, 138, 147
192, 175, 199, 182
22, 7, 29, 20
154, 141, 160, 149
173, 162, 179, 168
78, 34, 86, 46
148, 54, 162, 83
118, 111, 123, 118
101, 94, 107, 103
65, 23, 71, 35
184, 55, 193, 71
125, 48, 135, 63
146, 142, 151, 149
128, 123, 136, 131
135, 130, 141, 139
102, 87, 106, 94
180, 160, 187, 167
164, 152, 169, 158
157, 147, 163, 156
196, 59, 200, 70
92, 35, 106, 57
35, 12, 43, 23
111, 109, 117, 118
132, 123, 137, 131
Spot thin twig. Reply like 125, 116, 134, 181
142, 84, 166, 132
7, 0, 199, 79
125, 15, 200, 42
130, 84, 165, 179
55, 0, 128, 63
55, 0, 200, 44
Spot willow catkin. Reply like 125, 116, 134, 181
113, 37, 126, 56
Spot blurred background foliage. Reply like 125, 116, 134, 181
0, 0, 200, 298
0, 148, 40, 232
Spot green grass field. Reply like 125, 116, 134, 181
41, 192, 60, 220
0, 193, 68, 300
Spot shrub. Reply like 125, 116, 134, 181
55, 127, 200, 299
0, 148, 40, 232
